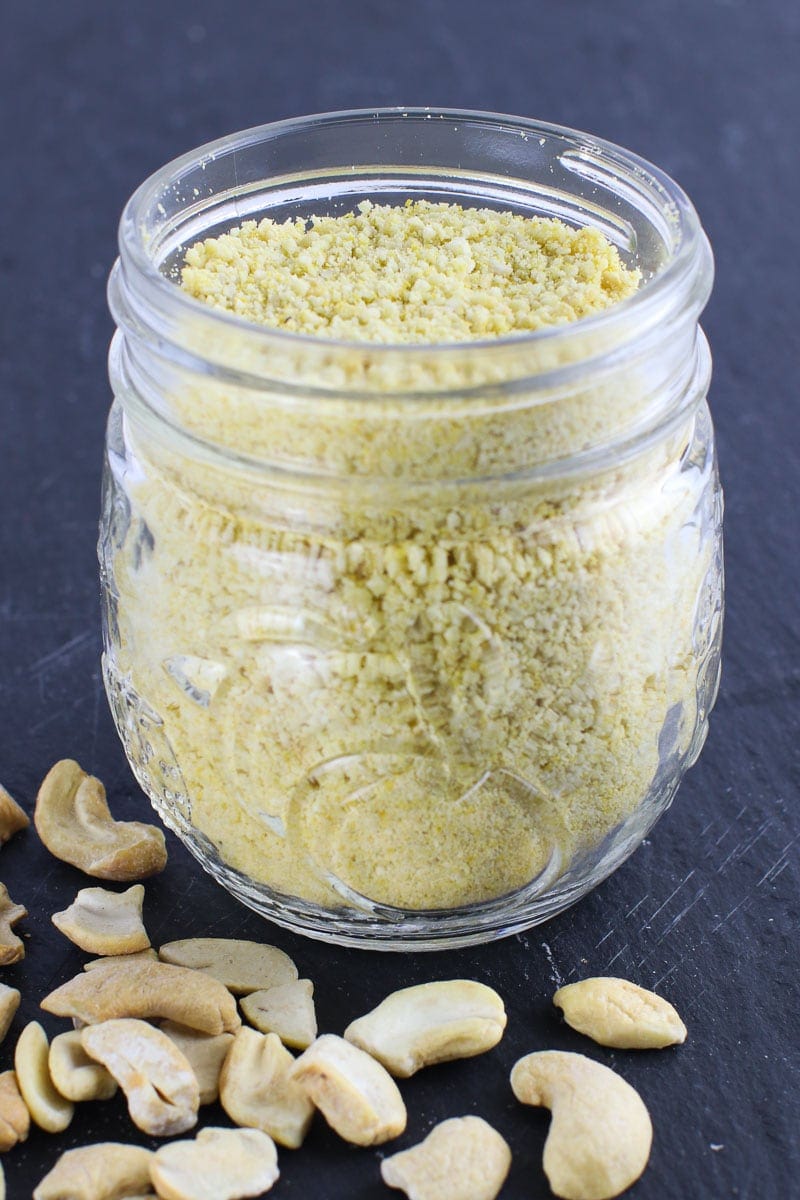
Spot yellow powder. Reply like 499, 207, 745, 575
181, 200, 639, 341
107, 201, 713, 914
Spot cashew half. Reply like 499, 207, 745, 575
0, 984, 21, 1045
49, 1030, 117, 1102
14, 1021, 74, 1133
0, 884, 27, 965
52, 884, 150, 956
554, 978, 687, 1050
41, 958, 240, 1035
344, 980, 506, 1078
290, 1034, 406, 1146
0, 1070, 29, 1151
84, 949, 158, 971
34, 759, 167, 881
240, 979, 317, 1049
158, 938, 298, 994
33, 1142, 154, 1200
382, 1116, 511, 1200
0, 782, 29, 845
510, 1050, 652, 1200
219, 1027, 314, 1149
160, 1022, 234, 1106
151, 1126, 279, 1200
81, 1018, 199, 1137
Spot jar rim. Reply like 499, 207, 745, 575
117, 107, 712, 371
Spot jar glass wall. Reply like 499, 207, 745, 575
100, 110, 722, 948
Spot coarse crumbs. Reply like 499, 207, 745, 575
180, 200, 639, 342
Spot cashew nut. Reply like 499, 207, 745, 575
0, 1070, 29, 1151
0, 884, 27, 965
34, 759, 167, 881
239, 978, 317, 1049
219, 1027, 314, 1149
290, 1033, 406, 1146
41, 958, 241, 1035
344, 980, 506, 1078
0, 782, 29, 845
52, 884, 150, 956
151, 1126, 279, 1200
510, 1050, 652, 1200
553, 977, 687, 1050
0, 984, 20, 1044
48, 1030, 117, 1102
382, 1115, 512, 1200
14, 1021, 74, 1133
160, 1022, 234, 1106
158, 938, 298, 994
84, 949, 158, 970
81, 1018, 199, 1137
32, 1142, 154, 1200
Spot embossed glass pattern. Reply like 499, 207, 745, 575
100, 110, 722, 948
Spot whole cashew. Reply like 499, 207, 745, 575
34, 759, 167, 881
41, 958, 240, 1035
344, 979, 506, 1077
510, 1050, 652, 1200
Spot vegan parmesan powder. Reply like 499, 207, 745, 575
109, 201, 713, 911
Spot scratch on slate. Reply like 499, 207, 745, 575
604, 943, 630, 972
624, 894, 649, 919
642, 871, 695, 929
655, 884, 709, 943
594, 927, 615, 950
541, 941, 564, 987
756, 837, 796, 887
30, 629, 95, 676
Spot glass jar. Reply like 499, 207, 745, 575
100, 109, 722, 949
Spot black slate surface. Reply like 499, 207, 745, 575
1, 2, 798, 1197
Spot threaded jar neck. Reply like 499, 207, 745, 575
109, 109, 713, 482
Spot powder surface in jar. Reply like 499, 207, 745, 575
107, 200, 713, 913
180, 199, 640, 341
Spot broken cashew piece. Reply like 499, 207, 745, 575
160, 1022, 234, 1106
81, 1018, 199, 1137
290, 1033, 406, 1146
14, 1021, 74, 1133
554, 977, 687, 1050
240, 978, 317, 1049
0, 983, 21, 1044
151, 1126, 279, 1200
41, 958, 240, 1035
219, 1027, 314, 1149
34, 759, 167, 881
33, 1142, 154, 1200
382, 1115, 511, 1200
0, 782, 29, 844
0, 1070, 29, 1151
511, 1050, 652, 1200
344, 979, 507, 1077
158, 937, 298, 995
52, 883, 150, 956
0, 884, 27, 965
49, 1030, 117, 1102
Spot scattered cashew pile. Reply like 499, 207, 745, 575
0, 761, 690, 1200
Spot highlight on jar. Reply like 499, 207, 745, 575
101, 109, 723, 949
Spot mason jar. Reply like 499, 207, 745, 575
100, 109, 722, 949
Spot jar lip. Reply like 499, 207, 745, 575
118, 106, 712, 363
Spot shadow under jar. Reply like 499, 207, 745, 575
101, 109, 723, 949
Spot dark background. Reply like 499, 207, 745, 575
1, 2, 798, 1197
